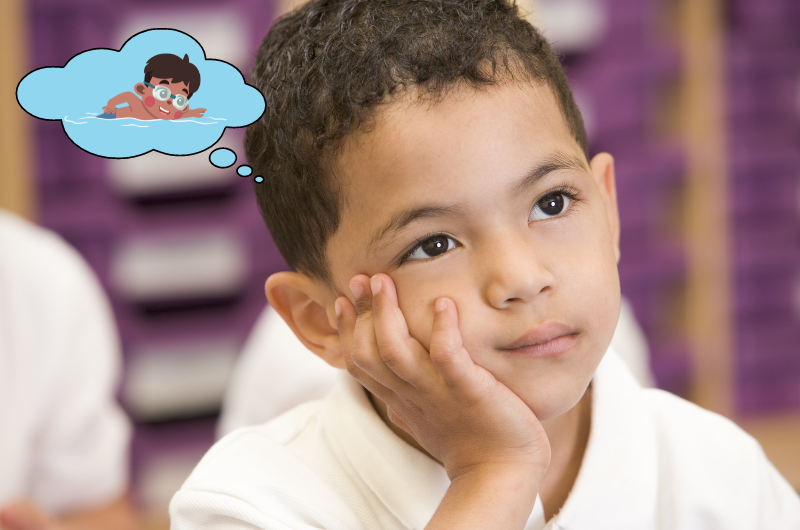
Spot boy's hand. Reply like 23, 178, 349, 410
180, 107, 206, 118
336, 273, 551, 482
102, 102, 115, 114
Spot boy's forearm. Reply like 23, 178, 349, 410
108, 92, 138, 108
426, 464, 542, 530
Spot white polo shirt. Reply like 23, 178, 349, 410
0, 210, 131, 515
170, 348, 800, 529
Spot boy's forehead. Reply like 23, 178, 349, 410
325, 81, 587, 278
336, 81, 579, 188
149, 76, 185, 85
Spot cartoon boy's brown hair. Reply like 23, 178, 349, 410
144, 53, 201, 98
246, 0, 589, 287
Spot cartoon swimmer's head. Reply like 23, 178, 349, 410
134, 53, 201, 120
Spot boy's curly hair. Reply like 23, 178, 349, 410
245, 0, 588, 286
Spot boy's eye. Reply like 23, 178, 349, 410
403, 234, 458, 262
529, 193, 572, 222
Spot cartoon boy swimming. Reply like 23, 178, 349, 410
99, 53, 206, 120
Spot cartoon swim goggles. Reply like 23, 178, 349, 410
144, 82, 189, 110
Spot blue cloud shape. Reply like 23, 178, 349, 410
17, 29, 265, 158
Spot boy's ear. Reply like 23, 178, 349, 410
589, 152, 621, 263
134, 83, 146, 96
265, 271, 345, 369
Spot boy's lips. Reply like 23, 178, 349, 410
159, 106, 170, 115
498, 322, 579, 357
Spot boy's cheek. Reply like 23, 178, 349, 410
144, 96, 155, 107
396, 280, 481, 352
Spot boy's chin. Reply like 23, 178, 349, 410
518, 383, 592, 422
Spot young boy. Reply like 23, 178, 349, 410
170, 1, 800, 528
99, 53, 206, 120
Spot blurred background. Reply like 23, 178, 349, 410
1, 0, 798, 527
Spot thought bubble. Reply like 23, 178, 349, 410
208, 148, 263, 183
16, 29, 265, 159
209, 148, 236, 168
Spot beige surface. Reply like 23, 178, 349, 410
737, 414, 800, 494
677, 0, 734, 418
0, 0, 35, 220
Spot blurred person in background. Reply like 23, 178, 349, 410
0, 209, 138, 530
218, 296, 656, 436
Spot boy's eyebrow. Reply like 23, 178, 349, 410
158, 79, 189, 94
366, 151, 587, 253
367, 205, 466, 253
510, 151, 588, 197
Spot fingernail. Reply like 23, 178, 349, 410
435, 298, 447, 312
349, 279, 364, 298
334, 298, 342, 317
370, 275, 382, 295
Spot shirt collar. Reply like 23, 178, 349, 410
323, 371, 450, 529
547, 347, 658, 529
323, 347, 658, 530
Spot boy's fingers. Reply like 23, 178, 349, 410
370, 274, 437, 388
349, 275, 373, 317
429, 298, 475, 390
341, 278, 413, 393
335, 296, 397, 405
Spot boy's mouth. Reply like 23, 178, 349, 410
498, 322, 579, 358
159, 106, 170, 116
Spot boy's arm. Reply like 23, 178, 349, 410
427, 464, 541, 529
0, 494, 139, 530
336, 274, 550, 529
102, 92, 140, 113
177, 106, 207, 119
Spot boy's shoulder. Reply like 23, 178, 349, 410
187, 398, 325, 479
170, 397, 369, 530
117, 96, 149, 120
637, 386, 769, 493
642, 386, 759, 449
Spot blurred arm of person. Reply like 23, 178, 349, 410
0, 496, 136, 530
218, 295, 655, 438
217, 304, 339, 438
0, 210, 138, 530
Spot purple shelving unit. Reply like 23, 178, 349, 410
727, 0, 800, 416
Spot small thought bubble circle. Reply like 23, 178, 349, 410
210, 148, 236, 168
237, 165, 252, 177
254, 176, 264, 183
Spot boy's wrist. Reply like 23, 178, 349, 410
451, 461, 545, 493
446, 454, 549, 483
427, 463, 543, 530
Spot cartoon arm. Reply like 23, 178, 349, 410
102, 92, 140, 113
177, 105, 207, 119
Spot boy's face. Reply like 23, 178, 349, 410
135, 76, 190, 120
325, 81, 621, 421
